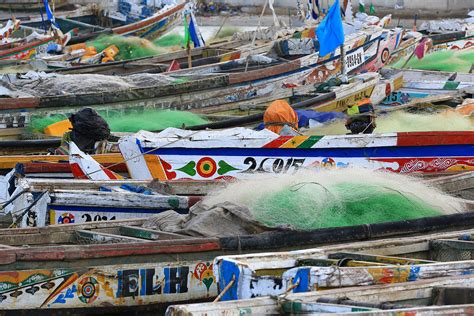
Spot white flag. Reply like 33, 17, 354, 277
345, 0, 353, 23
268, 0, 281, 27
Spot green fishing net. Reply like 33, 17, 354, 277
29, 114, 69, 133
393, 48, 474, 72
105, 109, 208, 132
250, 182, 443, 230
28, 109, 208, 134
213, 27, 240, 40
85, 34, 190, 61
153, 34, 185, 47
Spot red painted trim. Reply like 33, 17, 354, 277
23, 162, 128, 174
397, 132, 474, 147
188, 196, 202, 207
262, 136, 293, 148
101, 166, 121, 180
113, 2, 186, 35
229, 61, 301, 85
70, 162, 88, 179
0, 37, 53, 59
0, 97, 40, 110
5, 240, 221, 262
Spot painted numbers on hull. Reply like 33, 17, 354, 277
116, 267, 189, 298
243, 157, 306, 174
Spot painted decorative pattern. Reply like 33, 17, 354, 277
0, 261, 217, 309
136, 132, 474, 180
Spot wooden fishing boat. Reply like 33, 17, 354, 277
0, 0, 68, 10
0, 23, 58, 61
0, 27, 417, 131
381, 68, 474, 92
0, 152, 125, 176
0, 0, 187, 61
194, 72, 403, 116
167, 274, 474, 315
118, 128, 474, 180
2, 175, 201, 228
421, 18, 474, 48
211, 233, 474, 301
0, 214, 474, 312
0, 71, 395, 142
167, 229, 474, 314
48, 40, 272, 76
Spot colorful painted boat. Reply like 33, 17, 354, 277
0, 0, 187, 61
212, 238, 474, 301
421, 18, 474, 47
381, 68, 474, 91
167, 274, 474, 315
110, 0, 187, 41
0, 27, 416, 130
119, 129, 474, 181
167, 231, 474, 314
1, 176, 200, 228
0, 215, 474, 312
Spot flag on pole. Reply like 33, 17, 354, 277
358, 0, 365, 13
43, 0, 59, 29
369, 3, 376, 14
312, 0, 320, 20
188, 14, 205, 48
316, 0, 345, 57
183, 12, 205, 48
414, 38, 428, 60
183, 15, 190, 47
269, 0, 281, 27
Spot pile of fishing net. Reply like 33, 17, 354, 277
85, 34, 184, 61
203, 168, 463, 230
307, 110, 473, 135
28, 109, 208, 134
10, 73, 183, 97
393, 48, 474, 73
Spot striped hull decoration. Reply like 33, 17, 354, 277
121, 131, 474, 181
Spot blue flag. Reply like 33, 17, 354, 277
189, 16, 205, 48
316, 0, 345, 57
43, 0, 59, 29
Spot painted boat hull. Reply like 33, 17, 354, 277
0, 28, 409, 130
120, 131, 474, 180
1, 217, 474, 311
0, 1, 186, 61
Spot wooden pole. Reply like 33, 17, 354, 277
401, 48, 416, 69
185, 15, 192, 69
340, 44, 348, 83
214, 15, 229, 40
245, 0, 269, 72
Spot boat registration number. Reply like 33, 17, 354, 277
345, 47, 365, 72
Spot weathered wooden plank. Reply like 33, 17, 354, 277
119, 225, 190, 240
50, 191, 191, 209
4, 238, 221, 262
431, 239, 474, 250
296, 258, 388, 267
327, 252, 435, 265
433, 287, 474, 305
75, 229, 152, 244
0, 219, 150, 245
149, 179, 227, 195
380, 92, 463, 113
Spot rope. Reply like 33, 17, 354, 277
244, 0, 269, 73
285, 278, 301, 293
213, 274, 236, 302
